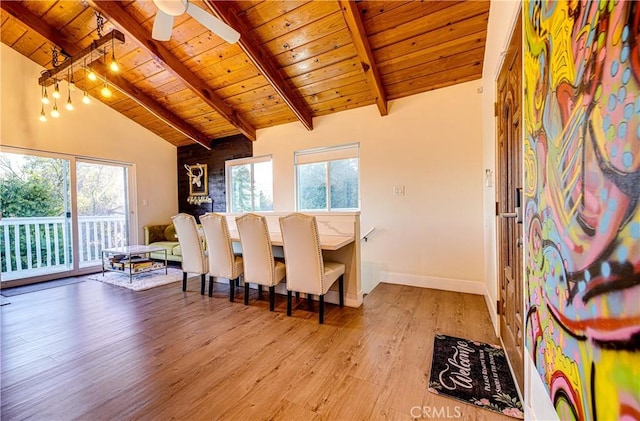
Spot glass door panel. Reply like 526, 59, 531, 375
76, 161, 129, 268
0, 152, 72, 281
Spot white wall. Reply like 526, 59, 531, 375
0, 44, 178, 244
481, 2, 557, 419
254, 81, 485, 295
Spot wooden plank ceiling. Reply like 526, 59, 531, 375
1, 0, 490, 148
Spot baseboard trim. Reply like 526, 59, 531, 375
380, 272, 484, 295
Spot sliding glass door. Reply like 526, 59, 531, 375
0, 149, 133, 284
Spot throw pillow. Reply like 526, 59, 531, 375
164, 224, 177, 241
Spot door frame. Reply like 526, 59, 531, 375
493, 7, 525, 396
0, 146, 137, 288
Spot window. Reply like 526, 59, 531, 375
226, 155, 273, 212
295, 143, 359, 211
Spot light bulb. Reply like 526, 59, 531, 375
82, 91, 91, 104
88, 70, 97, 81
41, 88, 50, 104
39, 106, 47, 122
69, 81, 76, 91
66, 96, 74, 111
101, 83, 112, 98
53, 81, 61, 99
51, 103, 60, 118
110, 54, 119, 72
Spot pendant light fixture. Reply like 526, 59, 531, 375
66, 89, 74, 111
101, 48, 112, 98
36, 16, 126, 123
101, 77, 112, 98
87, 46, 97, 81
41, 85, 49, 104
68, 65, 76, 91
82, 58, 91, 104
51, 100, 60, 118
100, 50, 113, 98
53, 80, 61, 99
109, 36, 119, 72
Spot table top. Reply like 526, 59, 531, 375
227, 230, 353, 251
102, 245, 167, 255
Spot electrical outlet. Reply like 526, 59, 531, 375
393, 185, 405, 196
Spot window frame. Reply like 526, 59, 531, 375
294, 143, 360, 212
225, 155, 273, 212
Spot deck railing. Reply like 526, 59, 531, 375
0, 215, 127, 281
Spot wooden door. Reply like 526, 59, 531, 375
496, 13, 524, 394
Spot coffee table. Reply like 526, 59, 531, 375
102, 245, 168, 283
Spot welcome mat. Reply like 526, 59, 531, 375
428, 334, 524, 419
87, 267, 183, 291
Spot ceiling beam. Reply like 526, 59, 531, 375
91, 0, 256, 141
205, 1, 314, 131
338, 0, 388, 116
1, 1, 212, 149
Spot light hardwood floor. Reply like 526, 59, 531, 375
1, 276, 513, 420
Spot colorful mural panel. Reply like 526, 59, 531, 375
524, 1, 640, 420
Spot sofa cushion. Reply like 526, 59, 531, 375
164, 224, 177, 242
149, 241, 180, 255
172, 244, 182, 257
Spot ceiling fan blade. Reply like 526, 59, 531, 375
152, 10, 175, 41
186, 4, 240, 44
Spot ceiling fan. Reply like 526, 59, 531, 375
151, 0, 240, 44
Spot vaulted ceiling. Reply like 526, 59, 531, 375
1, 1, 490, 149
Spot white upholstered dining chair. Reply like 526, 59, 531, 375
279, 213, 345, 324
171, 213, 208, 294
236, 213, 286, 311
200, 213, 244, 301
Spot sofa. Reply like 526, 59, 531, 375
144, 223, 182, 262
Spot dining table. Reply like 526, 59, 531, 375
227, 230, 354, 251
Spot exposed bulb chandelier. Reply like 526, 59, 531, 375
38, 12, 124, 122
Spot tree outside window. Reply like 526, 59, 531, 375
295, 144, 359, 212
226, 156, 273, 212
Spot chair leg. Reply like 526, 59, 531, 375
319, 295, 325, 324
229, 278, 235, 302
200, 274, 206, 295
244, 282, 250, 305
208, 276, 214, 297
339, 275, 344, 307
287, 290, 292, 316
258, 285, 263, 300
295, 291, 300, 299
182, 272, 187, 291
269, 286, 275, 311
